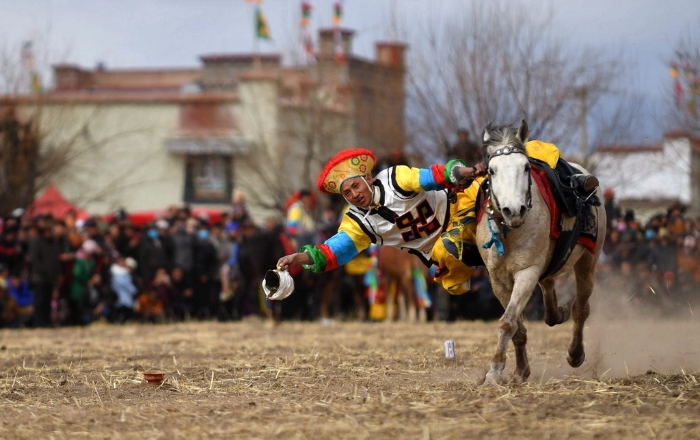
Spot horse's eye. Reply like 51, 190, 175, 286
524, 164, 530, 172
488, 167, 494, 175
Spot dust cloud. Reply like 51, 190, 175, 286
533, 277, 700, 382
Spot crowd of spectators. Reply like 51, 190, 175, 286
0, 198, 290, 328
596, 189, 700, 315
1, 183, 697, 329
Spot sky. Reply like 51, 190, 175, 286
2, 0, 700, 140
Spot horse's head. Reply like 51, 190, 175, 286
482, 120, 532, 228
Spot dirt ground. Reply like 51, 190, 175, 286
0, 313, 699, 439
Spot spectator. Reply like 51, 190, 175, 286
170, 266, 193, 319
152, 268, 180, 320
172, 218, 197, 284
285, 189, 318, 249
0, 221, 23, 274
219, 222, 241, 319
0, 274, 21, 328
7, 271, 34, 327
230, 189, 250, 224
68, 239, 98, 326
110, 256, 137, 323
135, 288, 164, 323
192, 227, 218, 318
28, 216, 66, 327
137, 222, 173, 287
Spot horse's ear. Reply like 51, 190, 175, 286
516, 120, 529, 143
482, 128, 490, 144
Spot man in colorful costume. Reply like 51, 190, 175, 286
277, 144, 597, 295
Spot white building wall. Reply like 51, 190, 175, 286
592, 137, 691, 204
29, 102, 184, 214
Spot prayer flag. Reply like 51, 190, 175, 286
256, 7, 271, 40
333, 1, 344, 63
332, 1, 342, 26
301, 2, 315, 62
301, 1, 312, 27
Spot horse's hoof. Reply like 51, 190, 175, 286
483, 371, 504, 386
514, 367, 531, 382
567, 352, 585, 368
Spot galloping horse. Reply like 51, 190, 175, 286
476, 120, 606, 385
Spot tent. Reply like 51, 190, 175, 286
27, 185, 90, 220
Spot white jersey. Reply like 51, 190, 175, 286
345, 167, 450, 265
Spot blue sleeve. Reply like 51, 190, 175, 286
418, 168, 446, 191
325, 231, 360, 267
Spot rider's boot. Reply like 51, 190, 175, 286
572, 174, 599, 195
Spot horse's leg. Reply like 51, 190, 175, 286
540, 278, 570, 327
511, 316, 530, 382
567, 253, 595, 368
384, 277, 396, 323
485, 266, 539, 385
401, 272, 417, 322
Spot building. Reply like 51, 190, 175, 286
591, 131, 700, 221
0, 29, 406, 222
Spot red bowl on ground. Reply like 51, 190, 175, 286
143, 371, 165, 386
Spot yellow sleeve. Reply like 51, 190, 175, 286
526, 140, 560, 169
337, 214, 373, 254
393, 165, 424, 193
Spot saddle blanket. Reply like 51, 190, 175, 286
529, 166, 598, 254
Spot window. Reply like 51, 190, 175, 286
184, 155, 233, 203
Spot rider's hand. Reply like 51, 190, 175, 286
473, 162, 487, 176
276, 252, 311, 270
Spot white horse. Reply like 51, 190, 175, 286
476, 120, 606, 385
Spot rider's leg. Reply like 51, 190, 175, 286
556, 159, 599, 194
431, 186, 481, 295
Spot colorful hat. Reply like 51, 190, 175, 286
317, 148, 377, 194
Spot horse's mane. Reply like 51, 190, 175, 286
482, 122, 527, 159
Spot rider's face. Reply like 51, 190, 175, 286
341, 175, 373, 208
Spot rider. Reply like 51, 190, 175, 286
277, 143, 598, 295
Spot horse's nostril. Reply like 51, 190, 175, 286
502, 207, 512, 218
519, 205, 527, 217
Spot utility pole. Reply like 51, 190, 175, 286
574, 86, 588, 166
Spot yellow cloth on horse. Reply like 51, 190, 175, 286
525, 140, 560, 169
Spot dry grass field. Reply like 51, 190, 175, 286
1, 306, 699, 439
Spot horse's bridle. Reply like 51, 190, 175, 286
484, 145, 533, 226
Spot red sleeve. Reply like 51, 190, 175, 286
430, 164, 448, 186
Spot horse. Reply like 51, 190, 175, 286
377, 246, 429, 322
475, 120, 606, 385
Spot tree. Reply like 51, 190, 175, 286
404, 1, 639, 165
0, 106, 39, 215
232, 70, 354, 216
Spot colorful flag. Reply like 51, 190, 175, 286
301, 2, 315, 62
301, 1, 312, 27
256, 7, 271, 39
333, 1, 344, 63
332, 0, 343, 26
